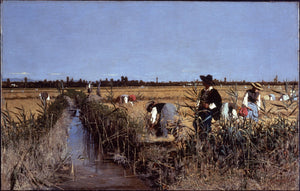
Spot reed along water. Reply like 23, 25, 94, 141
56, 109, 149, 190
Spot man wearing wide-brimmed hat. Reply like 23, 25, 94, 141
242, 82, 263, 122
194, 74, 222, 134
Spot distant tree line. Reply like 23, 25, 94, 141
2, 76, 298, 88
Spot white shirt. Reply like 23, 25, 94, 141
123, 96, 128, 104
150, 107, 158, 124
242, 92, 261, 110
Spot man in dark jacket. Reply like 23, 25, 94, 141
194, 74, 222, 134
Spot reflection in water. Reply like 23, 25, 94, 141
61, 109, 148, 190
68, 109, 105, 168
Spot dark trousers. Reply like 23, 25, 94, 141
193, 110, 212, 135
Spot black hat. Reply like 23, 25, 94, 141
146, 101, 155, 112
200, 74, 214, 85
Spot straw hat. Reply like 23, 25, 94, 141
251, 82, 263, 90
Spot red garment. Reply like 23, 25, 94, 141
129, 94, 136, 101
239, 106, 248, 117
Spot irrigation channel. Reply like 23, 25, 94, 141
55, 108, 149, 190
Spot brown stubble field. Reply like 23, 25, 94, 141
1, 88, 58, 120
1, 85, 298, 190
2, 84, 298, 123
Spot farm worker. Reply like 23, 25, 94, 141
39, 92, 50, 106
121, 94, 129, 103
279, 94, 289, 101
87, 81, 92, 96
146, 101, 179, 138
269, 94, 275, 101
129, 94, 136, 106
115, 95, 128, 104
194, 74, 222, 134
129, 94, 136, 102
242, 82, 263, 122
221, 102, 239, 121
97, 80, 101, 97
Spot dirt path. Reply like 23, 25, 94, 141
52, 96, 149, 190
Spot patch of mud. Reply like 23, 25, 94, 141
55, 161, 149, 190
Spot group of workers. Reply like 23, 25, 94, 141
193, 74, 263, 134
147, 74, 263, 138
86, 75, 264, 138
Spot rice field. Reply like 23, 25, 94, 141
1, 84, 299, 190
1, 84, 297, 121
74, 84, 299, 190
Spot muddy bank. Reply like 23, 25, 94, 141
55, 162, 149, 190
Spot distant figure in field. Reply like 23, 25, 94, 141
116, 94, 129, 104
57, 81, 64, 95
289, 89, 298, 101
242, 82, 263, 122
128, 94, 137, 106
269, 94, 275, 101
116, 94, 137, 106
278, 89, 298, 101
146, 101, 179, 137
279, 94, 289, 101
87, 81, 92, 97
39, 91, 50, 105
97, 81, 101, 97
263, 94, 275, 101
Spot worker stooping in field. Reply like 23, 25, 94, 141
194, 74, 222, 134
242, 82, 263, 122
116, 94, 137, 106
146, 101, 179, 138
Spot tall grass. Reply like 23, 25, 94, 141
1, 94, 69, 190
180, 82, 299, 189
66, 83, 298, 190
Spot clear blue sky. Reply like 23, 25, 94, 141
1, 1, 299, 82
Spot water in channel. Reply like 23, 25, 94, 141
56, 109, 149, 190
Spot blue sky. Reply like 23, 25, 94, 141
1, 1, 299, 82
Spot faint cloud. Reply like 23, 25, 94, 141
49, 73, 63, 76
9, 72, 30, 75
182, 69, 198, 74
106, 73, 118, 77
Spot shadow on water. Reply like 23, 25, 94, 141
56, 109, 149, 190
